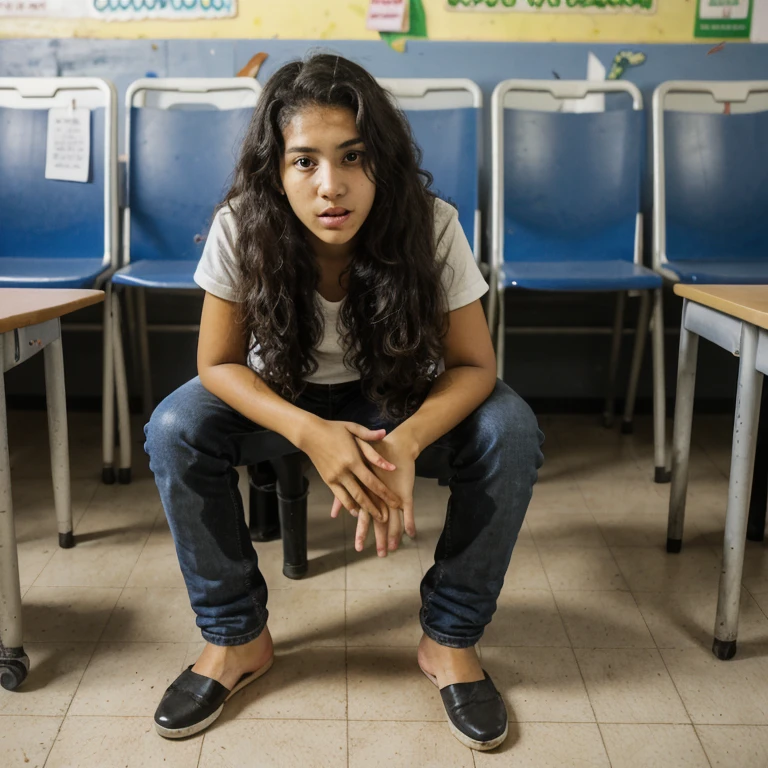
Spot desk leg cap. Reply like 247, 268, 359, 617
102, 467, 115, 485
712, 638, 737, 661
59, 531, 74, 549
283, 564, 308, 580
118, 468, 132, 485
655, 467, 671, 484
666, 538, 682, 554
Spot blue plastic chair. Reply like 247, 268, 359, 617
652, 80, 768, 482
378, 78, 482, 264
0, 77, 130, 484
490, 79, 665, 476
111, 77, 261, 473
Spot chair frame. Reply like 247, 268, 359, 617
489, 79, 665, 473
0, 77, 129, 484
652, 79, 768, 481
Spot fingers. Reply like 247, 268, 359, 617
355, 437, 397, 472
403, 499, 417, 539
330, 496, 342, 519
372, 515, 389, 557
358, 466, 402, 510
354, 509, 371, 551
387, 506, 404, 552
336, 475, 388, 522
343, 422, 388, 442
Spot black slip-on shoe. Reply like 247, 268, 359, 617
421, 667, 508, 751
154, 657, 273, 739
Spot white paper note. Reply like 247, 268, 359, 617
45, 107, 90, 183
752, 0, 768, 42
561, 52, 606, 114
366, 0, 409, 33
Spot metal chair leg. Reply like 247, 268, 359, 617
713, 323, 763, 661
603, 291, 626, 429
112, 291, 132, 484
136, 287, 153, 427
667, 304, 699, 554
101, 285, 116, 485
124, 287, 142, 392
0, 334, 30, 691
496, 283, 506, 381
43, 325, 74, 549
652, 288, 670, 482
621, 291, 652, 435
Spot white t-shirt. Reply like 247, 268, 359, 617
194, 197, 489, 384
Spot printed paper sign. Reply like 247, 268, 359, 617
45, 107, 90, 183
0, 0, 90, 16
562, 52, 606, 114
446, 0, 655, 12
695, 0, 752, 38
367, 0, 409, 32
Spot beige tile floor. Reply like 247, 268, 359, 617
4, 410, 768, 766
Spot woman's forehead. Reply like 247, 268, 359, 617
282, 105, 358, 148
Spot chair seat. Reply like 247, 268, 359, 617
664, 261, 768, 285
0, 258, 107, 289
111, 260, 199, 289
500, 260, 662, 291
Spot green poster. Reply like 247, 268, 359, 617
695, 0, 753, 38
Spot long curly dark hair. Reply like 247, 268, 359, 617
225, 53, 449, 421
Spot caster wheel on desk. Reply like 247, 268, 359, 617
102, 466, 115, 485
712, 638, 737, 661
0, 653, 30, 691
621, 420, 634, 435
655, 467, 672, 484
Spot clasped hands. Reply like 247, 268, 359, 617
303, 419, 416, 557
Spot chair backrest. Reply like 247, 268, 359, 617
491, 79, 644, 273
0, 77, 117, 270
653, 81, 768, 270
378, 78, 482, 262
124, 78, 261, 265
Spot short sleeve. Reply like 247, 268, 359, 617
434, 199, 489, 312
193, 206, 240, 301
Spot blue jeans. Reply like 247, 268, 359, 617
144, 377, 543, 649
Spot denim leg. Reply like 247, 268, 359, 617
418, 380, 544, 648
144, 377, 311, 646
335, 379, 544, 648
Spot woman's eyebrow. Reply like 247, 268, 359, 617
285, 137, 364, 154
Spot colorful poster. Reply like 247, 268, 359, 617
446, 0, 655, 12
694, 0, 752, 38
90, 0, 236, 20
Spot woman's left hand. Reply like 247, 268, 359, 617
330, 430, 417, 556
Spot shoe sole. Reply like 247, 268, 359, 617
155, 656, 274, 740
419, 665, 508, 752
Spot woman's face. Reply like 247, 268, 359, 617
279, 104, 376, 260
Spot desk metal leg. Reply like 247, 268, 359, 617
668, 310, 699, 553
713, 323, 763, 661
102, 286, 116, 484
496, 283, 505, 381
43, 327, 74, 549
112, 292, 132, 484
0, 335, 30, 690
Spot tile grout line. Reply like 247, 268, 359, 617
41, 483, 160, 767
526, 504, 612, 762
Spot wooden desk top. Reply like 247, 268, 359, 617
674, 285, 768, 332
0, 289, 104, 335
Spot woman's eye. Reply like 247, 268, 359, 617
295, 157, 313, 169
345, 151, 362, 163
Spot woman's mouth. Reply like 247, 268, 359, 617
318, 208, 351, 229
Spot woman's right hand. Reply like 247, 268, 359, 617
300, 417, 402, 523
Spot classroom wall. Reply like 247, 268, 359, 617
3, 33, 767, 409
0, 0, 704, 44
